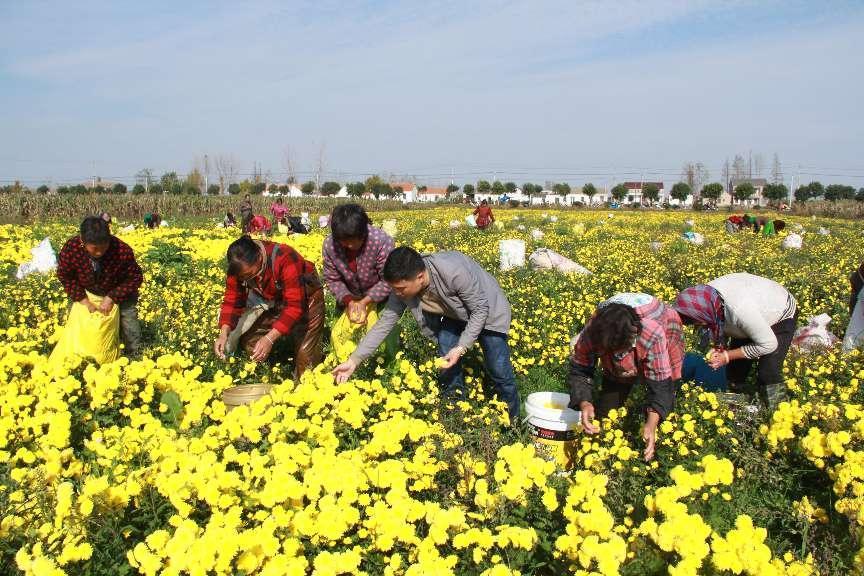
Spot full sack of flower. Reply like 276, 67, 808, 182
49, 292, 120, 366
330, 304, 402, 364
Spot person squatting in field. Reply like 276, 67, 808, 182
215, 236, 324, 379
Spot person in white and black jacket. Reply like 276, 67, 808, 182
674, 273, 798, 410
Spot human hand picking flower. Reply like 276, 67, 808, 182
250, 332, 277, 362
437, 346, 466, 371
333, 358, 359, 383
708, 348, 731, 370
579, 401, 599, 434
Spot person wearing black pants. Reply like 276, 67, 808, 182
726, 314, 798, 406
675, 273, 799, 411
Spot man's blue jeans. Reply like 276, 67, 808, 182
424, 313, 521, 424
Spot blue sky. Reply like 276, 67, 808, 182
1, 0, 862, 188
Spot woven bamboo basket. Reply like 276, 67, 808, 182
222, 384, 273, 410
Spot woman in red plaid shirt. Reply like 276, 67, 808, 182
56, 216, 143, 356
214, 236, 324, 378
567, 293, 684, 462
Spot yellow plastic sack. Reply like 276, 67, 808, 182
331, 306, 380, 362
381, 219, 398, 237
573, 223, 586, 237
49, 292, 121, 367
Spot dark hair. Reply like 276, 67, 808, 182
481, 199, 488, 205
382, 247, 425, 282
584, 303, 641, 352
80, 216, 111, 245
773, 220, 786, 232
330, 203, 372, 242
226, 235, 261, 276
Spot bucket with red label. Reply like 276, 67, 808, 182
524, 392, 581, 468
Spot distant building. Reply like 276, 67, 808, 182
622, 182, 665, 205
418, 186, 448, 202
390, 182, 418, 203
725, 178, 768, 207
288, 184, 304, 198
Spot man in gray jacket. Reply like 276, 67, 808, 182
332, 247, 520, 424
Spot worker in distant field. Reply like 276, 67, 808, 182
57, 216, 144, 356
248, 214, 272, 235
270, 196, 291, 227
214, 235, 324, 377
725, 214, 745, 233
566, 293, 684, 462
473, 199, 495, 230
223, 212, 237, 228
143, 212, 161, 229
240, 194, 254, 233
762, 218, 786, 236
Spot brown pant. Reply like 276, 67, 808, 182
239, 273, 324, 379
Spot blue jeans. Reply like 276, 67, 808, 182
424, 313, 521, 424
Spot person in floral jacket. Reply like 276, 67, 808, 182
322, 204, 395, 325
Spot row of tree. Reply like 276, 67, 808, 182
3, 173, 862, 205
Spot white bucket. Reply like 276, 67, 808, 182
524, 392, 581, 441
499, 239, 526, 271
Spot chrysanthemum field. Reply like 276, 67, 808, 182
2, 208, 863, 576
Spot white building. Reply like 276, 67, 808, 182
418, 186, 448, 202
391, 182, 418, 203
288, 184, 304, 198
621, 182, 665, 205
723, 178, 768, 207
507, 188, 529, 203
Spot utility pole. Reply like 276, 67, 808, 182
204, 154, 209, 195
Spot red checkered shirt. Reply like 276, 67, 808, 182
56, 235, 143, 303
573, 294, 684, 383
219, 241, 314, 335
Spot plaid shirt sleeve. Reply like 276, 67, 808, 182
571, 326, 597, 369
107, 242, 143, 303
219, 275, 248, 330
638, 320, 677, 419
366, 231, 394, 303
271, 255, 306, 335
639, 320, 674, 382
567, 329, 597, 408
56, 239, 86, 302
